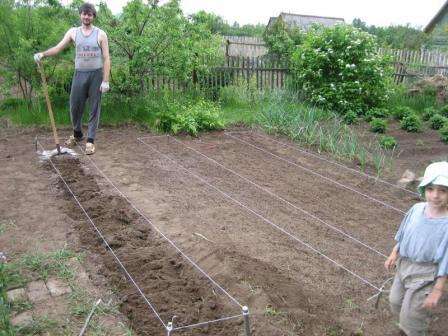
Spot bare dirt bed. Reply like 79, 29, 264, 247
2, 125, 448, 336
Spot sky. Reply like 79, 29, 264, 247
62, 0, 447, 29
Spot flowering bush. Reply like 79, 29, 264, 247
290, 24, 393, 116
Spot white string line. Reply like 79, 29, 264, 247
229, 130, 419, 196
137, 138, 382, 292
172, 314, 243, 331
168, 136, 387, 259
77, 145, 243, 310
225, 132, 406, 215
37, 141, 167, 330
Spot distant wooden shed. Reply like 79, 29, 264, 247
267, 12, 345, 31
424, 1, 448, 48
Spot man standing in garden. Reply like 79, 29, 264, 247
34, 2, 110, 155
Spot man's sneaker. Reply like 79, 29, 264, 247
85, 142, 95, 155
65, 135, 83, 147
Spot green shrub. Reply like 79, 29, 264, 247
429, 114, 447, 130
440, 105, 448, 117
379, 135, 397, 150
343, 110, 358, 124
364, 108, 389, 122
370, 118, 387, 133
155, 99, 224, 136
400, 113, 422, 132
392, 106, 413, 120
289, 24, 393, 116
439, 124, 448, 143
422, 107, 437, 121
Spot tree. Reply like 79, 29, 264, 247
263, 17, 303, 61
290, 24, 393, 115
352, 18, 429, 50
97, 0, 223, 95
0, 0, 77, 102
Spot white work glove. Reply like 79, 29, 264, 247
100, 81, 110, 93
34, 52, 44, 63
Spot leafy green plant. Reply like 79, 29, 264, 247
429, 114, 447, 130
439, 124, 448, 143
439, 104, 448, 118
364, 107, 389, 122
392, 106, 413, 120
370, 118, 387, 133
156, 99, 224, 136
400, 113, 422, 132
379, 135, 397, 150
422, 106, 437, 121
343, 110, 358, 124
290, 24, 393, 116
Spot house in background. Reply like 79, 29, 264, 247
424, 0, 448, 49
267, 12, 345, 31
225, 12, 345, 57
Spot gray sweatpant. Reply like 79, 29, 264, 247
389, 257, 437, 336
70, 69, 103, 141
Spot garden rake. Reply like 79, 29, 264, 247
36, 61, 72, 157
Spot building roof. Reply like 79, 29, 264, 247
268, 12, 345, 30
424, 0, 448, 33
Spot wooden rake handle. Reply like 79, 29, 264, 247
37, 61, 61, 154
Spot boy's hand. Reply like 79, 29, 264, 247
423, 289, 443, 309
384, 255, 397, 271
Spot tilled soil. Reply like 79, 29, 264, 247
3, 125, 448, 335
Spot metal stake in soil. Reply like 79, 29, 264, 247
243, 306, 251, 336
166, 321, 173, 336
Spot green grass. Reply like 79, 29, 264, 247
2, 86, 395, 174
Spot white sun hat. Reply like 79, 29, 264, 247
418, 161, 448, 196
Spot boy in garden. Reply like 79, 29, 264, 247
385, 161, 448, 336
34, 2, 110, 155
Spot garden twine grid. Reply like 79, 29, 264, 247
38, 139, 249, 335
137, 136, 383, 292
228, 130, 419, 196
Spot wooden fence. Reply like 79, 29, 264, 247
378, 48, 448, 84
145, 56, 289, 92
146, 49, 448, 93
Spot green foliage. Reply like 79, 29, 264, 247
352, 18, 429, 50
370, 118, 387, 133
190, 11, 265, 37
290, 24, 393, 115
263, 17, 303, 61
155, 99, 224, 136
379, 135, 397, 150
0, 0, 77, 102
364, 107, 389, 122
256, 90, 391, 174
1, 258, 15, 335
422, 106, 437, 121
439, 124, 448, 143
400, 113, 422, 132
429, 114, 447, 130
343, 110, 358, 124
98, 0, 223, 95
219, 76, 260, 108
439, 104, 448, 118
392, 106, 413, 120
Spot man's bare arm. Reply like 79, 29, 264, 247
100, 32, 110, 82
41, 29, 74, 58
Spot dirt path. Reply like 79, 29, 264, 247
2, 126, 448, 335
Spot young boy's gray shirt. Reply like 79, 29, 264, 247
395, 202, 448, 277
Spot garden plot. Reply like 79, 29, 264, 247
37, 129, 448, 335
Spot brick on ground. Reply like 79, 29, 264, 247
11, 311, 33, 327
27, 280, 51, 303
46, 278, 72, 297
7, 287, 27, 302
